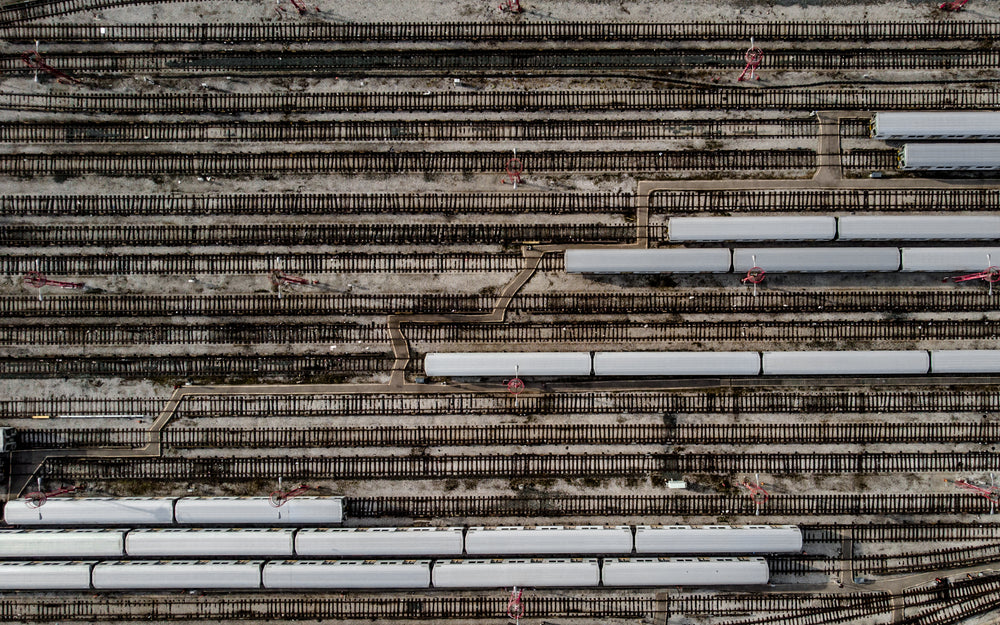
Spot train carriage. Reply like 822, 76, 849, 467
634, 525, 802, 554
564, 248, 732, 274
464, 526, 632, 556
899, 143, 1000, 170
732, 247, 900, 272
668, 216, 836, 242
295, 527, 464, 557
762, 350, 929, 376
873, 112, 1000, 140
125, 528, 295, 557
837, 216, 1000, 241
900, 247, 1000, 272
593, 352, 761, 376
0, 529, 125, 558
91, 560, 263, 590
3, 498, 175, 526
172, 497, 343, 525
424, 352, 592, 377
263, 559, 431, 589
931, 350, 1000, 374
0, 561, 94, 590
432, 558, 600, 588
602, 557, 769, 587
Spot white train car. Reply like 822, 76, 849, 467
263, 559, 431, 589
424, 352, 591, 377
732, 247, 900, 272
668, 217, 836, 242
464, 526, 632, 556
3, 498, 175, 526
564, 249, 732, 274
295, 527, 464, 557
900, 143, 1000, 170
873, 112, 1000, 140
762, 350, 930, 376
602, 557, 769, 587
0, 529, 125, 558
92, 560, 262, 590
634, 525, 802, 554
593, 352, 761, 376
837, 216, 1000, 241
432, 558, 600, 588
0, 561, 94, 590
900, 247, 1000, 272
172, 497, 343, 525
931, 350, 1000, 374
125, 528, 294, 557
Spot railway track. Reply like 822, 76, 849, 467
806, 523, 1000, 543
18, 421, 1000, 450
0, 591, 891, 622
0, 149, 823, 178
4, 49, 1000, 77
0, 354, 395, 378
0, 192, 634, 217
0, 89, 992, 115
650, 188, 1000, 213
1, 252, 562, 275
2, 223, 644, 248
1, 290, 997, 319
0, 0, 203, 25
4, 21, 1000, 41
5, 387, 996, 419
40, 451, 1000, 480
3, 319, 996, 346
856, 543, 1000, 576
0, 118, 817, 144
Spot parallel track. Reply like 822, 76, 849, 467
650, 188, 1000, 213
1, 252, 562, 275
5, 21, 1000, 41
0, 89, 990, 114
4, 49, 1000, 76
18, 421, 1000, 450
2, 290, 997, 318
3, 319, 996, 346
7, 388, 998, 418
40, 452, 1000, 480
0, 149, 824, 177
0, 192, 635, 216
0, 118, 817, 144
2, 223, 643, 247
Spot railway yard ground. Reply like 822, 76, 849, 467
9, 0, 1000, 624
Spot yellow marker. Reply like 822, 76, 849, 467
31, 415, 50, 419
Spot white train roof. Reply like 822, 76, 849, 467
900, 247, 1000, 272
3, 498, 175, 526
424, 352, 592, 377
762, 350, 929, 376
733, 247, 900, 272
838, 216, 1000, 241
873, 112, 1000, 140
931, 350, 1000, 374
901, 143, 1000, 170
565, 248, 732, 273
593, 352, 761, 376
172, 497, 343, 525
263, 560, 431, 589
668, 216, 836, 242
295, 527, 464, 557
602, 557, 769, 587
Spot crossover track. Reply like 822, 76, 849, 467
2, 223, 644, 247
2, 290, 995, 318
3, 319, 996, 346
6, 388, 998, 418
0, 89, 994, 114
0, 118, 817, 144
4, 290, 1000, 317
0, 149, 825, 178
5, 21, 1000, 41
0, 192, 635, 216
17, 422, 1000, 450
2, 252, 563, 275
4, 49, 1000, 77
0, 354, 395, 378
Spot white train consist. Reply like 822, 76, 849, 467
0, 525, 802, 559
0, 556, 770, 590
426, 349, 1000, 378
565, 246, 1000, 274
665, 215, 1000, 242
2, 496, 344, 527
